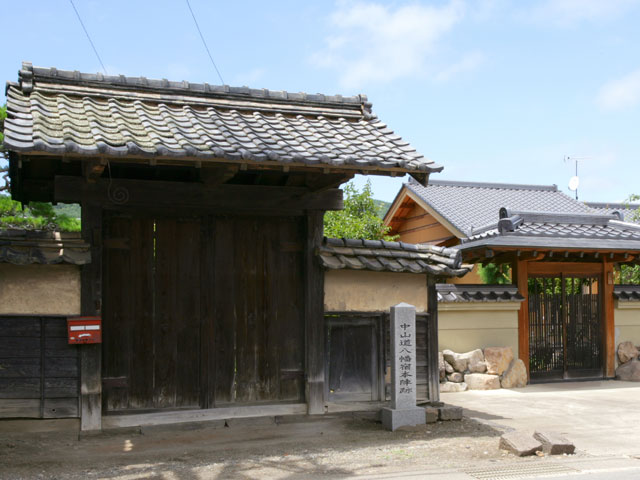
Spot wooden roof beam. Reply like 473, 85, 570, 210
82, 159, 106, 183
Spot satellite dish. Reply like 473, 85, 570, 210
568, 176, 580, 191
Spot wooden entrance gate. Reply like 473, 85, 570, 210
102, 213, 305, 412
528, 274, 603, 381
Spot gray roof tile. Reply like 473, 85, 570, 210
0, 229, 90, 265
460, 210, 640, 251
319, 237, 471, 277
436, 284, 525, 303
586, 202, 640, 224
4, 62, 442, 174
614, 285, 640, 302
406, 178, 592, 237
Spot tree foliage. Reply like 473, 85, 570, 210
477, 263, 511, 284
1, 103, 7, 192
324, 181, 397, 240
0, 196, 81, 232
0, 103, 6, 145
619, 193, 640, 283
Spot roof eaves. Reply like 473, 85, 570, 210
404, 182, 467, 238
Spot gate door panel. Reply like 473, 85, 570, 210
103, 215, 202, 411
528, 275, 602, 381
325, 314, 384, 402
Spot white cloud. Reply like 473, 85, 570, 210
434, 52, 485, 83
597, 69, 640, 111
527, 0, 639, 26
312, 0, 466, 88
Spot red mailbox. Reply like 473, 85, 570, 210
68, 316, 102, 344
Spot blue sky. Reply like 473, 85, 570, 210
3, 0, 640, 203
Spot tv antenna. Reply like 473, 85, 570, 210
564, 155, 590, 200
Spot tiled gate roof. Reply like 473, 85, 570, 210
4, 62, 441, 174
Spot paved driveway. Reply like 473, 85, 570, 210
443, 380, 640, 456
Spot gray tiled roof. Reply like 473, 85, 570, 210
460, 210, 640, 251
436, 283, 524, 303
3, 62, 441, 173
405, 178, 592, 237
614, 285, 640, 302
319, 238, 471, 277
586, 202, 640, 224
0, 229, 90, 265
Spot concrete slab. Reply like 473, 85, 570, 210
534, 430, 576, 455
442, 380, 640, 456
499, 430, 542, 456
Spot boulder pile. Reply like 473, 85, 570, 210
439, 346, 527, 392
616, 341, 640, 381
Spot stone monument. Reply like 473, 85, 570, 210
382, 303, 426, 431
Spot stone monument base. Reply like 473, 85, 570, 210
381, 407, 426, 431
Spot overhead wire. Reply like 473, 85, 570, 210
184, 0, 225, 85
68, 0, 108, 75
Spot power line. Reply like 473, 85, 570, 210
68, 0, 107, 75
184, 0, 225, 85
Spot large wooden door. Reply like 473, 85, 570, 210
528, 274, 603, 381
102, 213, 305, 412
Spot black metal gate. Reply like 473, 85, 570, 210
528, 275, 603, 381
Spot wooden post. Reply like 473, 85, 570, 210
305, 211, 325, 414
513, 259, 529, 379
80, 202, 103, 431
426, 276, 442, 405
603, 260, 615, 378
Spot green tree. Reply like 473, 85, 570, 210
1, 103, 7, 192
0, 196, 81, 231
324, 181, 397, 240
477, 263, 511, 284
619, 194, 640, 283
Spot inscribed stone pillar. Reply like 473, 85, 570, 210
382, 303, 426, 431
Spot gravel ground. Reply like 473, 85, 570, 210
0, 414, 586, 479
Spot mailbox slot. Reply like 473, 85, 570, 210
67, 316, 102, 344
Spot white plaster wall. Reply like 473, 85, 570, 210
438, 305, 520, 357
615, 301, 640, 356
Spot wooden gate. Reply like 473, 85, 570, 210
102, 213, 305, 412
528, 274, 603, 381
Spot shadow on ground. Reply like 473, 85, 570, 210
2, 414, 505, 479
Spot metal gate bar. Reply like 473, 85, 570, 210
528, 274, 603, 381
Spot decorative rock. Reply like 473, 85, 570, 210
425, 407, 439, 423
438, 405, 463, 421
501, 359, 528, 388
616, 359, 640, 381
445, 361, 454, 374
467, 349, 487, 373
443, 349, 468, 372
533, 431, 575, 455
447, 372, 464, 383
440, 381, 468, 393
499, 431, 542, 457
484, 347, 514, 375
617, 341, 639, 364
439, 352, 446, 381
465, 373, 500, 390
443, 349, 486, 373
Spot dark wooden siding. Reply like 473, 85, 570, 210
0, 316, 79, 418
326, 312, 431, 403
102, 213, 305, 412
